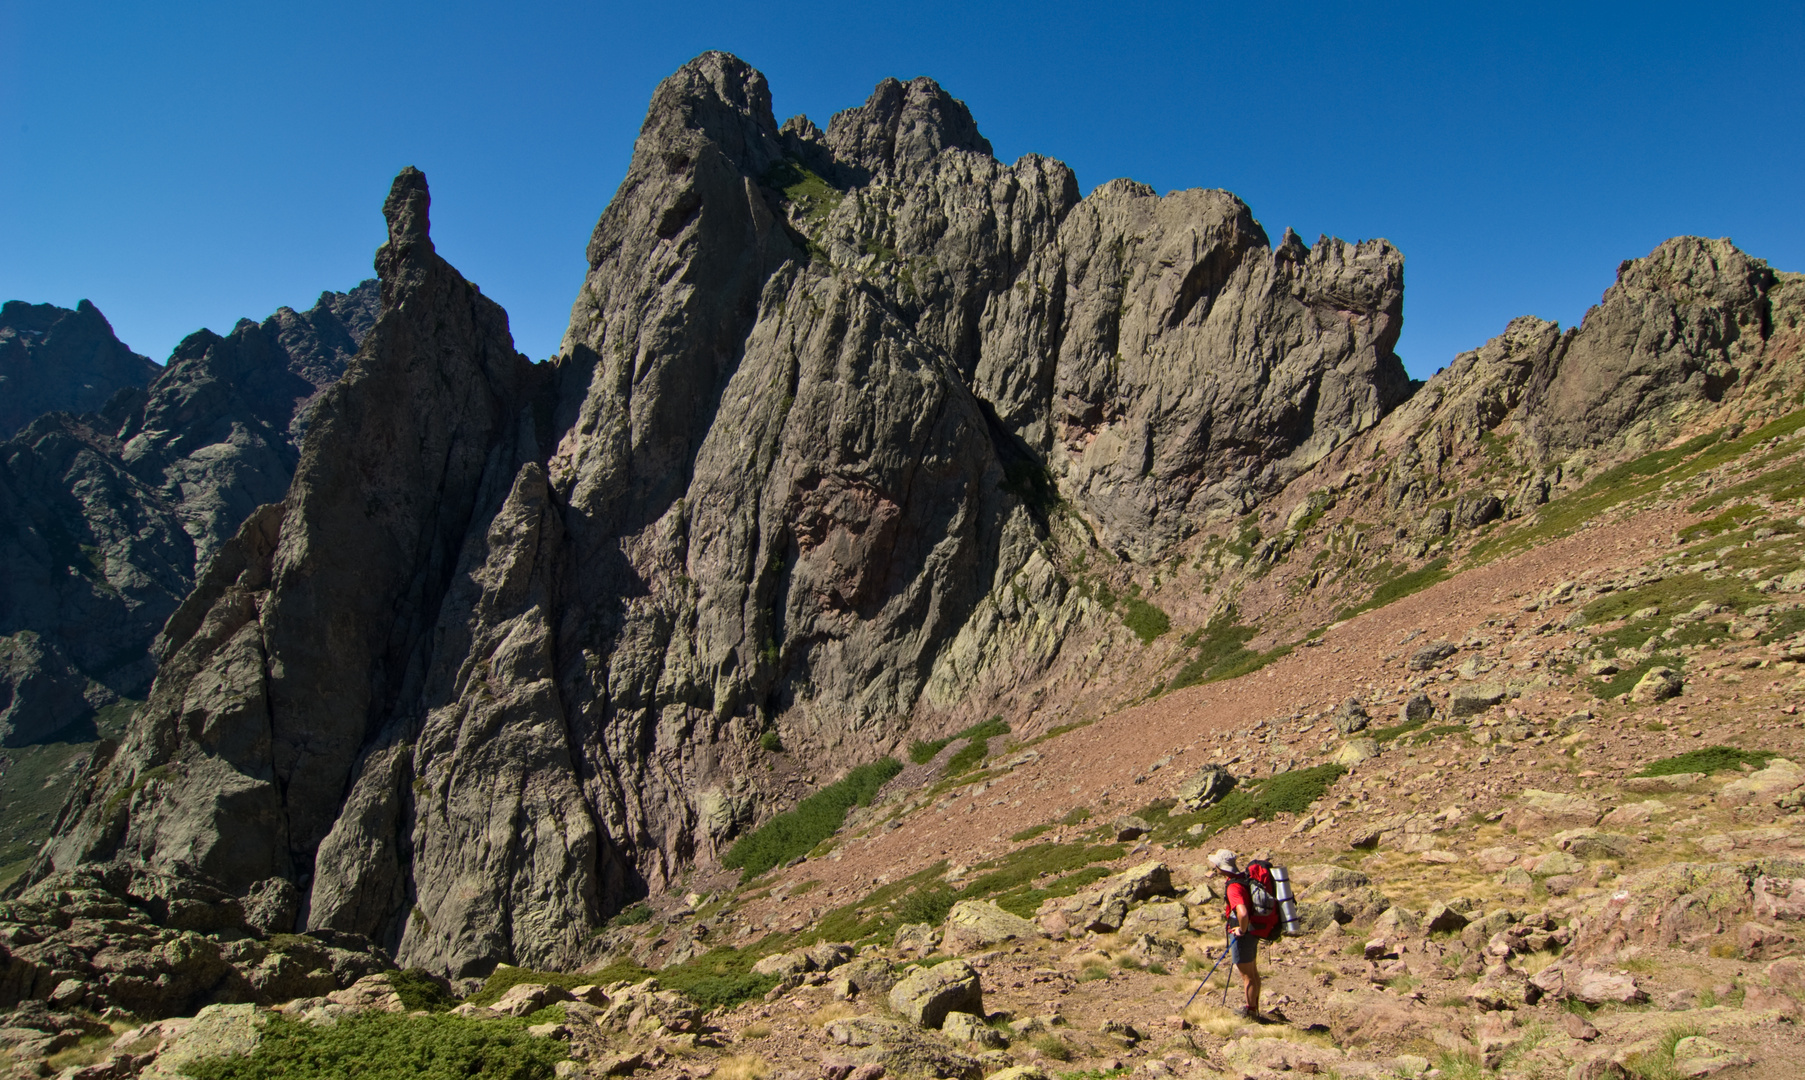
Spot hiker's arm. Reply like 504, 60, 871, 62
1230, 901, 1249, 936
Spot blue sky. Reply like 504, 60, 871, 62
2, 1, 1800, 379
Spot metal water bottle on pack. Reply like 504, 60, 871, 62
1271, 864, 1300, 935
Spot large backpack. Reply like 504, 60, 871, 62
1234, 861, 1283, 940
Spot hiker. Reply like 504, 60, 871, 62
1210, 848, 1265, 1019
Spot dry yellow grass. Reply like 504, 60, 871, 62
738, 1023, 772, 1040
714, 1054, 772, 1080
809, 1003, 859, 1027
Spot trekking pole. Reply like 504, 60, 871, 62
1181, 944, 1232, 1011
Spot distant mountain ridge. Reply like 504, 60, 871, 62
0, 300, 159, 441
0, 283, 377, 746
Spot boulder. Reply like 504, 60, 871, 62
893, 923, 940, 953
942, 1011, 1007, 1049
1423, 903, 1469, 934
1671, 1036, 1751, 1077
837, 956, 900, 997
1291, 864, 1371, 893
1293, 901, 1348, 934
982, 1068, 1047, 1080
1512, 790, 1603, 829
1557, 830, 1635, 859
1110, 815, 1151, 841
1621, 773, 1705, 793
1125, 933, 1185, 965
1173, 766, 1236, 811
1753, 874, 1805, 921
1373, 907, 1419, 936
944, 901, 1039, 950
1450, 683, 1508, 716
1119, 900, 1190, 939
1465, 966, 1540, 1010
1407, 642, 1457, 671
1332, 698, 1370, 734
826, 1014, 981, 1080
753, 951, 816, 977
1629, 666, 1683, 703
491, 982, 574, 1017
888, 960, 983, 1029
1574, 969, 1645, 1005
806, 942, 856, 971
1718, 758, 1804, 807
1533, 850, 1585, 876
1335, 738, 1380, 766
139, 1004, 272, 1080
1399, 693, 1434, 722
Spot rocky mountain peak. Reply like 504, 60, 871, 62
378, 166, 434, 284
823, 75, 994, 180
0, 298, 159, 439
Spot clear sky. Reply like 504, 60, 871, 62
3, 1, 1800, 379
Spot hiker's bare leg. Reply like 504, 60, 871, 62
1236, 962, 1260, 1013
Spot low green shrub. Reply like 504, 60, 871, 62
608, 901, 652, 928
180, 1012, 566, 1080
388, 969, 456, 1012
1119, 596, 1170, 643
1637, 745, 1775, 777
909, 718, 1009, 766
722, 758, 903, 880
760, 730, 784, 753
658, 947, 779, 1009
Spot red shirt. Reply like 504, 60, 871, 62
1224, 879, 1250, 925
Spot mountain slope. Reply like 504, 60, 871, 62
22, 53, 1417, 984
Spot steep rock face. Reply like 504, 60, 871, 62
34, 169, 573, 978
1296, 237, 1804, 548
31, 54, 1414, 980
0, 284, 374, 744
1525, 237, 1788, 455
0, 300, 158, 440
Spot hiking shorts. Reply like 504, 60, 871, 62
1227, 931, 1258, 965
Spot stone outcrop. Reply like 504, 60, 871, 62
0, 281, 374, 743
0, 300, 158, 440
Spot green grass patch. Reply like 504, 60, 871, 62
180, 1012, 567, 1080
764, 159, 842, 231
1119, 595, 1170, 643
1366, 716, 1426, 743
1690, 460, 1805, 515
910, 718, 1009, 766
1677, 503, 1762, 543
721, 758, 904, 880
655, 947, 780, 1009
1476, 409, 1805, 563
1636, 745, 1776, 777
1334, 557, 1450, 622
1011, 824, 1054, 842
1150, 764, 1346, 846
1166, 608, 1292, 691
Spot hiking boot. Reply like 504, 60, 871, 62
1237, 1006, 1257, 1020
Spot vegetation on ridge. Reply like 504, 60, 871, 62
722, 758, 902, 880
